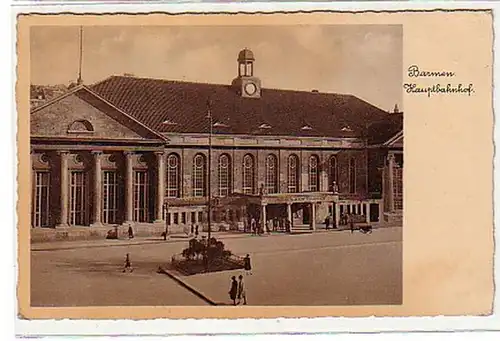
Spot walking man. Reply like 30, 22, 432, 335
229, 276, 238, 306
237, 274, 247, 305
122, 253, 133, 273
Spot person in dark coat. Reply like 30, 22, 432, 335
127, 224, 134, 239
122, 253, 133, 273
324, 216, 330, 230
229, 276, 238, 305
243, 254, 252, 275
349, 215, 355, 234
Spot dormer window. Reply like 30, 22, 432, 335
162, 119, 178, 125
259, 123, 272, 129
67, 120, 94, 134
301, 125, 313, 131
213, 121, 230, 128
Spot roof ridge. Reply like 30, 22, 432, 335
101, 74, 355, 97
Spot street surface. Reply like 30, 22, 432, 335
31, 227, 402, 306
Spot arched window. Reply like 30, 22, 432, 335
308, 155, 319, 192
192, 154, 206, 197
349, 157, 356, 194
288, 154, 299, 193
218, 154, 232, 197
265, 154, 278, 194
242, 154, 255, 194
67, 119, 94, 133
328, 156, 338, 192
166, 153, 180, 198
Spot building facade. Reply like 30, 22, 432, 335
30, 49, 403, 239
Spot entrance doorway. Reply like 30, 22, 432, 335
369, 203, 380, 222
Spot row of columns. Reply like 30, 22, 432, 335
55, 150, 165, 228
384, 153, 396, 213
260, 202, 317, 232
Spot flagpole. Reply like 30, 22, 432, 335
77, 26, 83, 85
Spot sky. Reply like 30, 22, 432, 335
30, 25, 402, 112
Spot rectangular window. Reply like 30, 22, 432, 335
349, 158, 356, 194
102, 171, 118, 224
191, 212, 196, 224
393, 167, 403, 210
166, 213, 171, 225
33, 171, 50, 227
198, 211, 203, 223
133, 171, 149, 223
181, 212, 186, 224
173, 212, 179, 225
69, 171, 88, 226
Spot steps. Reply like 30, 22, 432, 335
290, 225, 313, 235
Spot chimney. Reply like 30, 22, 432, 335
393, 104, 400, 113
311, 89, 319, 93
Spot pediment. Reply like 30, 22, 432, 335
30, 87, 165, 141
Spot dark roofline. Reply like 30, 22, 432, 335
93, 74, 384, 109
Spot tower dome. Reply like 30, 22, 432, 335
238, 48, 255, 62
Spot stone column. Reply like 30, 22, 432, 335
366, 203, 371, 223
387, 153, 395, 212
154, 151, 165, 223
124, 151, 134, 225
287, 202, 292, 227
335, 203, 340, 228
310, 202, 316, 230
56, 150, 70, 228
261, 204, 267, 230
91, 151, 103, 227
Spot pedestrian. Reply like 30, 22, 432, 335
324, 216, 330, 230
237, 274, 247, 305
122, 253, 133, 273
228, 276, 238, 305
243, 254, 252, 275
266, 220, 271, 234
250, 217, 256, 235
127, 224, 134, 239
349, 214, 355, 234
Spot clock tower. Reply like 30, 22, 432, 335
231, 48, 261, 99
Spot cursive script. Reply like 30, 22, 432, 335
407, 65, 455, 78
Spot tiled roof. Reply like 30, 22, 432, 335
91, 75, 395, 138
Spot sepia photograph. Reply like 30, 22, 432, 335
28, 24, 404, 307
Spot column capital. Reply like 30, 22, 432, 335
123, 150, 135, 156
56, 150, 70, 156
91, 150, 103, 155
154, 151, 165, 156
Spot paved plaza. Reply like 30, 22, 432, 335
31, 227, 402, 306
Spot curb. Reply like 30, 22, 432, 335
31, 226, 401, 251
157, 266, 217, 306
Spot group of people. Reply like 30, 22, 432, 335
244, 216, 292, 235
228, 254, 252, 305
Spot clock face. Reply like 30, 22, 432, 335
244, 82, 257, 95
